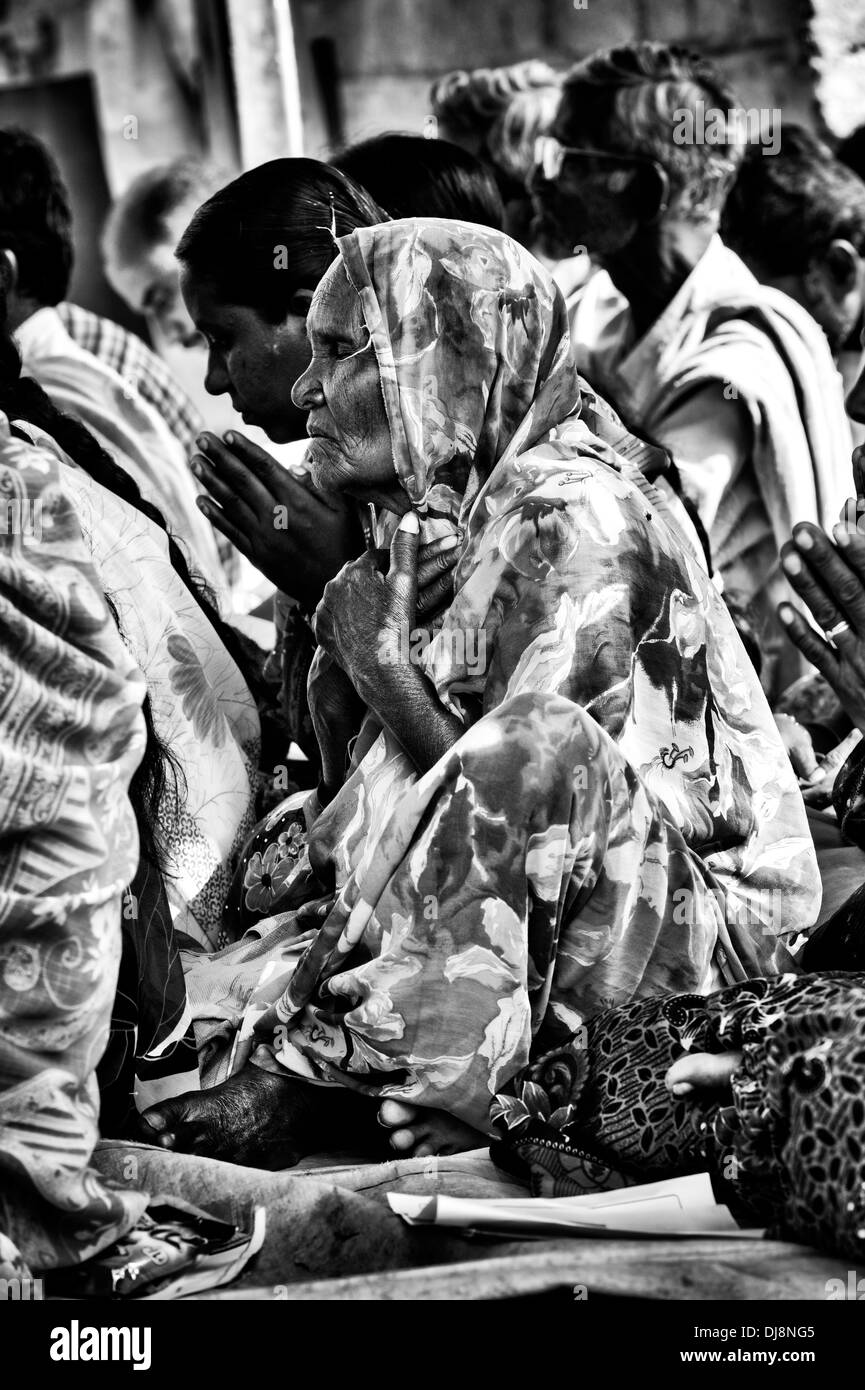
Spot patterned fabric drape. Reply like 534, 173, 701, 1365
0, 414, 148, 1267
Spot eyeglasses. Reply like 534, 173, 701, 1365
533, 135, 663, 183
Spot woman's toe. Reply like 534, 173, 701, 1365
666, 1051, 741, 1095
379, 1099, 418, 1129
389, 1126, 418, 1153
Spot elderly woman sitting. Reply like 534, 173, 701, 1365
139, 220, 819, 1166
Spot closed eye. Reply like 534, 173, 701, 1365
310, 333, 369, 361
334, 331, 373, 360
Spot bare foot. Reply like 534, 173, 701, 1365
377, 1100, 487, 1158
135, 1063, 381, 1169
665, 1051, 743, 1098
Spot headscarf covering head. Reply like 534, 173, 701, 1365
333, 217, 579, 527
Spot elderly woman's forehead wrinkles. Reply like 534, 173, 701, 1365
308, 265, 366, 346
330, 266, 365, 331
306, 293, 341, 346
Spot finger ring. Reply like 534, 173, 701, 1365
824, 620, 850, 641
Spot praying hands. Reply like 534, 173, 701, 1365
779, 451, 865, 734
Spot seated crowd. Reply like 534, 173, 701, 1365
4, 41, 865, 1277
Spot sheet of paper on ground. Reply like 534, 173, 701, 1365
388, 1172, 767, 1239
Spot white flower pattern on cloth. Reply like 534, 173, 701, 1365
21, 428, 262, 950
243, 830, 306, 915
166, 632, 230, 748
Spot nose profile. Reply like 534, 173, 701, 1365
204, 352, 229, 398
291, 364, 324, 411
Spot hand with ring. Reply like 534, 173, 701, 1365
778, 519, 865, 733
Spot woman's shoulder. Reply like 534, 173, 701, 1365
0, 412, 105, 564
471, 418, 680, 548
0, 410, 67, 490
22, 423, 174, 565
0, 410, 145, 681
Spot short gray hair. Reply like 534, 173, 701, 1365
558, 43, 746, 222
432, 61, 562, 185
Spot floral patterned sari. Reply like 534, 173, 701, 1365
183, 221, 820, 1133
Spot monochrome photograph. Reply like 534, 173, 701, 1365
0, 0, 864, 1352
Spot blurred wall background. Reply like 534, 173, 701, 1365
0, 0, 863, 316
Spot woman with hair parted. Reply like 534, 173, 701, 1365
175, 158, 467, 778
138, 219, 820, 1169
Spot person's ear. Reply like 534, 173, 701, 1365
822, 238, 861, 295
804, 242, 862, 332
0, 248, 19, 300
801, 244, 862, 328
633, 163, 670, 226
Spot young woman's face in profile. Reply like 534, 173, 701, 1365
291, 263, 395, 502
179, 267, 312, 444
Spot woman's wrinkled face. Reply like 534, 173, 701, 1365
180, 267, 312, 443
291, 262, 395, 501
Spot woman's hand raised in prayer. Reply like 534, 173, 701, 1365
313, 510, 418, 707
191, 431, 363, 611
313, 511, 465, 774
778, 518, 865, 735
